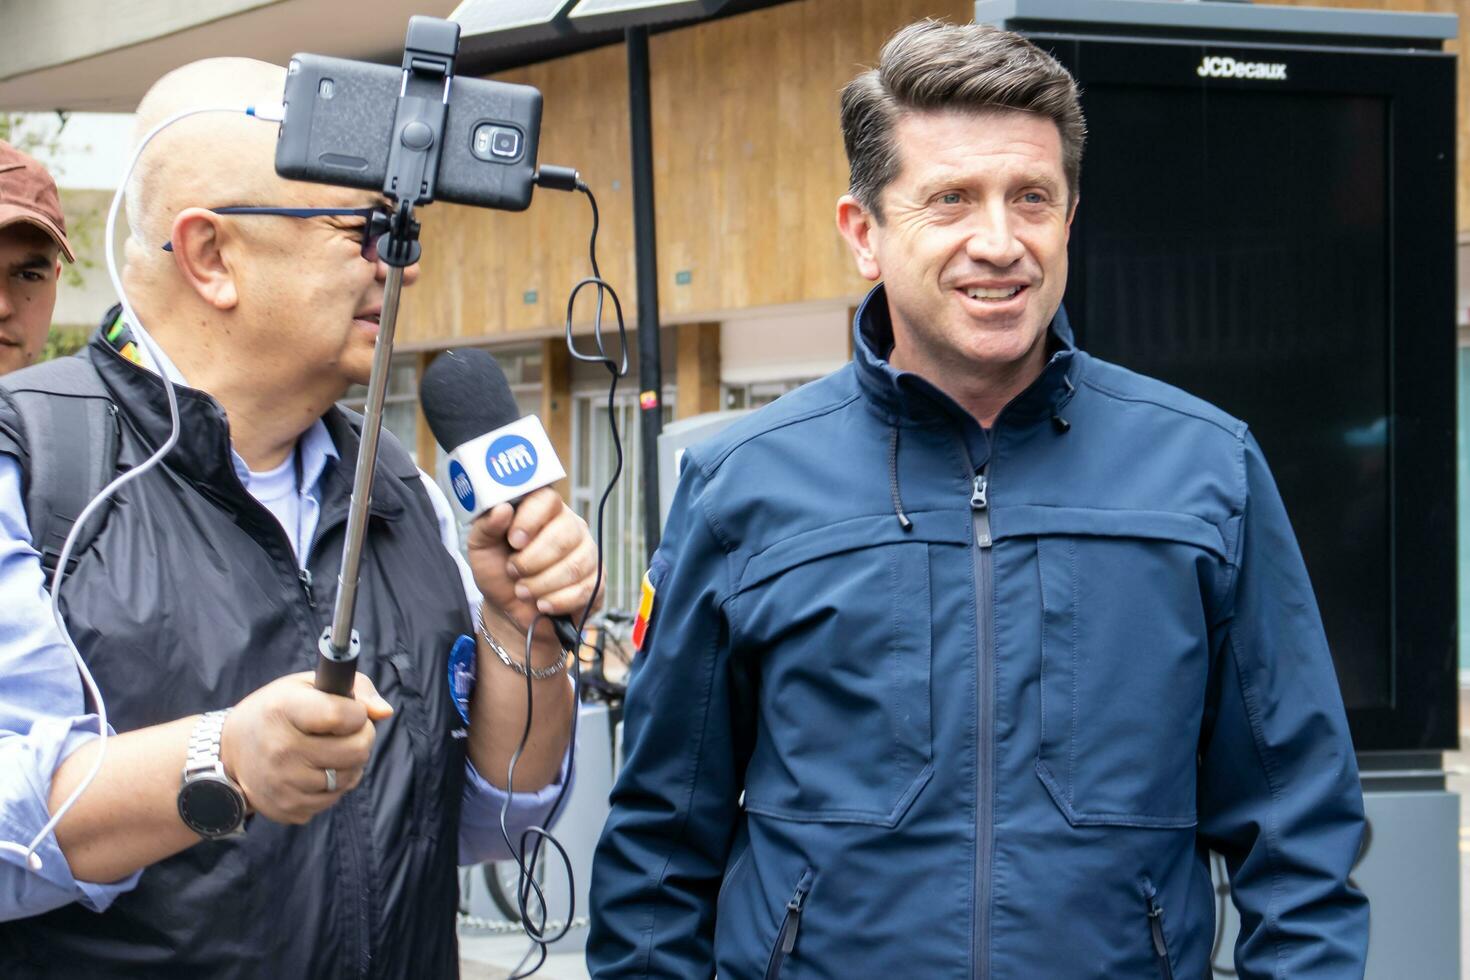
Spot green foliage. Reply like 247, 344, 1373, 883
1, 112, 97, 287
41, 327, 89, 363
57, 199, 98, 289
0, 111, 69, 161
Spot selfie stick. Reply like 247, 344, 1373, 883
315, 16, 458, 696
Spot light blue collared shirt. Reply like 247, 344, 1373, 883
0, 337, 568, 922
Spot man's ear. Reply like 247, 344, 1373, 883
836, 194, 883, 282
169, 209, 239, 310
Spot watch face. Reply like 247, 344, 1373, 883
178, 776, 246, 838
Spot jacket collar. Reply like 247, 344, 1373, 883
851, 283, 1081, 428
87, 306, 406, 522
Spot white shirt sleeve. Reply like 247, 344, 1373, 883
0, 453, 141, 919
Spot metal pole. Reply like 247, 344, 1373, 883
314, 263, 405, 696
332, 264, 404, 647
627, 24, 664, 561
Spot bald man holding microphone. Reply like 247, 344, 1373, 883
0, 58, 597, 977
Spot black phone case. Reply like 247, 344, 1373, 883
276, 54, 542, 211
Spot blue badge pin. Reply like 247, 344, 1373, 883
447, 634, 476, 726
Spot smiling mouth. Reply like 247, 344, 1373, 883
354, 313, 381, 324
962, 285, 1025, 302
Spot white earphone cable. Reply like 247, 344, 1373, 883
0, 104, 278, 874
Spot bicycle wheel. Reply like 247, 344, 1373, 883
484, 858, 546, 924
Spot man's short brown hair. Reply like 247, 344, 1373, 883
840, 19, 1086, 220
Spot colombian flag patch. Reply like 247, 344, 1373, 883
631, 569, 657, 652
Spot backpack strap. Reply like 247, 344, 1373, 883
0, 352, 121, 581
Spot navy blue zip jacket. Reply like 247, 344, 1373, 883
588, 285, 1368, 979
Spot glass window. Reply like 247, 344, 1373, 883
723, 378, 816, 411
566, 375, 814, 614
570, 386, 675, 614
342, 355, 420, 465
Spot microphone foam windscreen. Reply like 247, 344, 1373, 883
419, 348, 522, 451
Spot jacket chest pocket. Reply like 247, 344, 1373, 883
1011, 507, 1225, 829
387, 646, 452, 842
734, 514, 963, 827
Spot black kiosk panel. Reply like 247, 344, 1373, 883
1030, 35, 1457, 751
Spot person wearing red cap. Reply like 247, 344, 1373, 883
0, 141, 75, 375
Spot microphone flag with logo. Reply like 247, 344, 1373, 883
420, 348, 567, 521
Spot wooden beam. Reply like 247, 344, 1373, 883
675, 321, 722, 420
414, 350, 439, 471
540, 338, 574, 503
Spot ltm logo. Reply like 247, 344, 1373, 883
449, 460, 475, 512
486, 435, 538, 487
1197, 55, 1287, 81
493, 444, 534, 478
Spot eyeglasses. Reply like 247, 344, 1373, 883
161, 206, 392, 261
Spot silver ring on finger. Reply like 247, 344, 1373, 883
323, 767, 338, 793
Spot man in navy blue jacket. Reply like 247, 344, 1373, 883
588, 20, 1367, 979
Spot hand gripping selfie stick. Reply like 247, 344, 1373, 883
314, 17, 454, 696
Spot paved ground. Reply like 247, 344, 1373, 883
1458, 775, 1470, 980
1447, 686, 1470, 980
459, 933, 590, 979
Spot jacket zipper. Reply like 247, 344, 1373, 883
936, 356, 1065, 979
304, 508, 375, 979
223, 440, 375, 977
1142, 879, 1175, 980
764, 869, 814, 980
214, 421, 320, 616
967, 454, 994, 980
971, 470, 992, 547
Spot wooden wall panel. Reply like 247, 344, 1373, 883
401, 0, 968, 345
403, 0, 1461, 348
650, 0, 972, 317
540, 338, 573, 502
400, 44, 636, 345
414, 350, 439, 467
675, 322, 723, 418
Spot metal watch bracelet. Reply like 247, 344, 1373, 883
184, 709, 232, 776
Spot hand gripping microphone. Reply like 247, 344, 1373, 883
420, 347, 581, 652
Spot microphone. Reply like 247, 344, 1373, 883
420, 347, 580, 652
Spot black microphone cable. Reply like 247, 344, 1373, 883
494, 167, 628, 978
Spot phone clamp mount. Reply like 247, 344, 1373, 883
315, 16, 458, 696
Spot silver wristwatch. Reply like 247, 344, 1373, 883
177, 709, 248, 840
